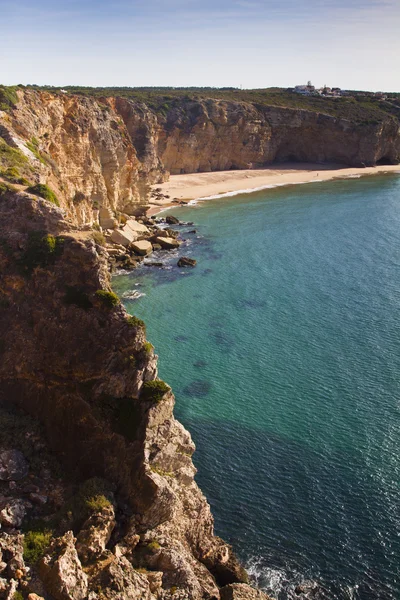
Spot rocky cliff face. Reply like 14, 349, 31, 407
1, 89, 399, 226
0, 88, 398, 599
0, 189, 271, 600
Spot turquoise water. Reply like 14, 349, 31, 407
113, 175, 400, 599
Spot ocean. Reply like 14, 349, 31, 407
113, 174, 400, 599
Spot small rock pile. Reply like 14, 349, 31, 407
98, 213, 198, 271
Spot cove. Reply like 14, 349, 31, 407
113, 174, 400, 599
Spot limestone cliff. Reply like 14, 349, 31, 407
0, 189, 268, 600
1, 89, 399, 227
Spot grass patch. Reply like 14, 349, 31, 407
27, 183, 59, 206
26, 137, 47, 165
127, 315, 146, 330
18, 232, 64, 275
0, 85, 19, 112
95, 289, 119, 309
92, 231, 106, 246
142, 341, 154, 356
0, 181, 17, 196
0, 138, 32, 178
85, 494, 112, 513
141, 380, 170, 404
146, 540, 161, 551
64, 286, 93, 310
23, 529, 53, 564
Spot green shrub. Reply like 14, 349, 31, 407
19, 232, 64, 274
13, 592, 24, 600
92, 231, 106, 246
27, 183, 59, 206
146, 540, 161, 551
0, 86, 19, 111
85, 494, 112, 513
141, 380, 170, 404
26, 137, 47, 165
0, 182, 17, 196
1, 166, 31, 186
95, 289, 119, 309
143, 342, 154, 355
60, 477, 113, 528
64, 286, 93, 310
0, 138, 32, 182
127, 315, 146, 330
23, 529, 53, 564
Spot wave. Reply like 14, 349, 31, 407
121, 290, 146, 300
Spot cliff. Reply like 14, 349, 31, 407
1, 88, 399, 225
0, 188, 270, 600
0, 87, 398, 599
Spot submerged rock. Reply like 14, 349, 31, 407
177, 257, 197, 267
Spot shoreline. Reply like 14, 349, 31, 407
147, 163, 400, 216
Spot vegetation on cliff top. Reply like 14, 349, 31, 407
20, 85, 400, 125
0, 85, 19, 112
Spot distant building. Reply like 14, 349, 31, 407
294, 82, 315, 96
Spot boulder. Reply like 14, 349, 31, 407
39, 532, 88, 600
0, 499, 26, 528
125, 219, 150, 236
177, 257, 196, 268
76, 504, 116, 564
110, 227, 137, 247
166, 215, 180, 225
91, 555, 152, 600
99, 208, 118, 230
131, 240, 152, 256
0, 451, 28, 482
220, 583, 273, 600
157, 237, 181, 250
0, 532, 25, 579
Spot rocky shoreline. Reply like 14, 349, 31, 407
98, 207, 197, 274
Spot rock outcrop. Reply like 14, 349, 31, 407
1, 89, 399, 228
0, 188, 264, 598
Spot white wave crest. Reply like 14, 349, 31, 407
121, 290, 146, 300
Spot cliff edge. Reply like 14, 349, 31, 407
0, 188, 270, 600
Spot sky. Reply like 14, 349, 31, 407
1, 0, 399, 91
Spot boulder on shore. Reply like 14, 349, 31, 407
131, 240, 152, 256
125, 219, 150, 236
177, 257, 197, 268
157, 237, 181, 250
166, 215, 180, 225
110, 227, 137, 247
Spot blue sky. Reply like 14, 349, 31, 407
2, 0, 399, 91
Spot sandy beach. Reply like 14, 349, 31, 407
148, 163, 400, 215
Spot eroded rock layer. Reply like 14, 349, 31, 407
1, 89, 399, 225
